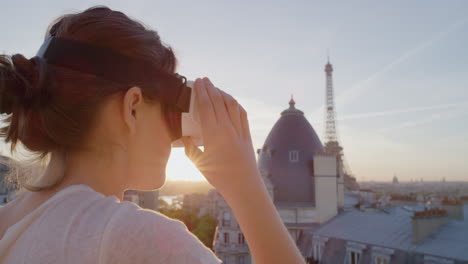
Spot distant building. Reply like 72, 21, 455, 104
182, 193, 205, 214
0, 155, 17, 205
390, 194, 419, 207
123, 190, 159, 211
198, 189, 220, 217
358, 189, 377, 204
211, 190, 250, 264
0, 163, 11, 205
392, 174, 399, 184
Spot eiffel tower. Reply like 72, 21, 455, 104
323, 56, 359, 190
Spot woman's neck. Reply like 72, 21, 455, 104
42, 150, 130, 200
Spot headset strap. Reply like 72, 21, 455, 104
36, 37, 190, 112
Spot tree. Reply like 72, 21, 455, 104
193, 214, 217, 249
160, 208, 198, 231
160, 209, 217, 249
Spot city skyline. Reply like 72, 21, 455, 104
1, 1, 467, 182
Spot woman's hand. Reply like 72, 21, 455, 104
181, 77, 259, 194
183, 77, 306, 264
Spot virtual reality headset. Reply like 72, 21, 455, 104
36, 36, 203, 147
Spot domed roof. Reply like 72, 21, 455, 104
257, 97, 324, 206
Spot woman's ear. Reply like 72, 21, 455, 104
123, 86, 143, 134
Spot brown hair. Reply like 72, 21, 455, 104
0, 6, 177, 156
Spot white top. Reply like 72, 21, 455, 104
0, 185, 222, 264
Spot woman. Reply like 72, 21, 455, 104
0, 6, 305, 264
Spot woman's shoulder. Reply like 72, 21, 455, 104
59, 185, 188, 239
40, 185, 220, 263
79, 189, 221, 264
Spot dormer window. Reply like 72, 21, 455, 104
238, 233, 245, 244
345, 242, 366, 264
222, 211, 231, 227
289, 150, 299, 162
313, 242, 323, 262
350, 251, 361, 264
223, 232, 230, 244
374, 256, 389, 264
312, 235, 328, 263
371, 246, 394, 264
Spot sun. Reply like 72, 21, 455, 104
165, 148, 206, 181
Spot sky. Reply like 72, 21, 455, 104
1, 0, 467, 182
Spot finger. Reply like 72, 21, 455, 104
203, 77, 229, 124
239, 105, 252, 140
182, 136, 203, 162
195, 78, 217, 135
219, 89, 242, 138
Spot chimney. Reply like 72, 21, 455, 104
390, 194, 418, 207
412, 208, 448, 244
441, 199, 464, 221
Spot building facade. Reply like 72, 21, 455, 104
0, 155, 18, 205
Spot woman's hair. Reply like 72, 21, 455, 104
0, 6, 177, 155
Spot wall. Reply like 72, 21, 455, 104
277, 207, 317, 224
337, 165, 345, 209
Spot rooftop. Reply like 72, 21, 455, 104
302, 205, 468, 261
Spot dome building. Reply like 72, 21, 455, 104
213, 98, 344, 264
257, 97, 324, 206
256, 98, 343, 241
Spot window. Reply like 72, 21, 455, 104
238, 255, 246, 264
350, 251, 360, 264
223, 232, 230, 244
312, 235, 328, 263
371, 246, 393, 264
314, 243, 322, 261
223, 211, 231, 227
345, 242, 366, 264
238, 233, 245, 244
289, 150, 299, 162
374, 256, 388, 264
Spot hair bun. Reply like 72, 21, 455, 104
0, 54, 50, 114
